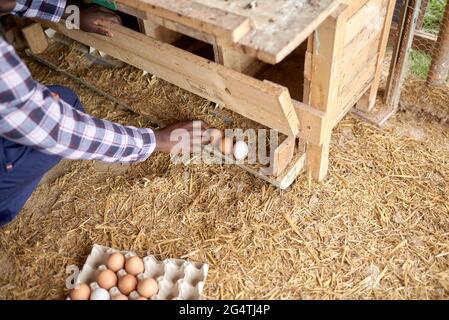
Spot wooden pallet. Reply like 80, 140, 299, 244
31, 0, 398, 188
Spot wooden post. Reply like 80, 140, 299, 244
427, 2, 449, 86
213, 44, 264, 76
384, 0, 422, 109
416, 0, 430, 30
307, 6, 348, 181
138, 18, 181, 43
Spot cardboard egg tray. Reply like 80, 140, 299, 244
75, 244, 209, 300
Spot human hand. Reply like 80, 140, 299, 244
79, 5, 122, 37
154, 121, 210, 154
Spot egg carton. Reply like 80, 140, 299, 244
76, 244, 209, 300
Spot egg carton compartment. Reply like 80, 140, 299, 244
76, 244, 209, 300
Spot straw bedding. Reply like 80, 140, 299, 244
0, 42, 448, 300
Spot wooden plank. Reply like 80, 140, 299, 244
138, 18, 181, 43
354, 0, 422, 127
26, 35, 307, 189
275, 143, 307, 190
48, 21, 301, 138
303, 35, 313, 105
342, 67, 376, 111
344, 0, 385, 46
115, 0, 254, 44
416, 0, 430, 30
340, 35, 381, 92
293, 100, 325, 146
118, 2, 217, 44
235, 0, 342, 64
22, 23, 48, 54
116, 2, 147, 19
116, 0, 341, 64
343, 76, 374, 122
307, 5, 348, 181
141, 12, 217, 44
272, 136, 296, 178
384, 0, 422, 109
260, 136, 296, 177
351, 100, 398, 127
356, 0, 396, 112
342, 8, 387, 65
214, 45, 264, 76
340, 0, 371, 19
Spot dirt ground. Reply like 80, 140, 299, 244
0, 42, 448, 300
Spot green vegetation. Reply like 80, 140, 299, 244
423, 0, 447, 34
409, 0, 446, 77
409, 50, 432, 79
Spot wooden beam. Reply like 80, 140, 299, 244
416, 0, 430, 30
303, 35, 313, 105
117, 0, 342, 65
355, 0, 397, 112
115, 0, 253, 44
260, 136, 296, 178
22, 23, 48, 54
213, 45, 264, 76
137, 18, 181, 43
307, 5, 348, 181
343, 0, 385, 46
47, 21, 301, 138
384, 0, 422, 109
275, 143, 307, 190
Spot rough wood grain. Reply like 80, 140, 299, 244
22, 23, 48, 54
47, 21, 301, 138
116, 0, 341, 64
116, 0, 253, 43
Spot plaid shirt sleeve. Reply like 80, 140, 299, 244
13, 0, 67, 22
0, 39, 156, 163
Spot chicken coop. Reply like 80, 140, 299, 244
29, 0, 399, 188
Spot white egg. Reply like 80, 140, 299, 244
90, 288, 110, 300
233, 141, 249, 161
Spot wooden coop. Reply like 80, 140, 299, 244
36, 0, 397, 188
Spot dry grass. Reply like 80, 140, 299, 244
401, 78, 449, 125
0, 42, 448, 300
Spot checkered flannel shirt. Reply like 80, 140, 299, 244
0, 0, 156, 164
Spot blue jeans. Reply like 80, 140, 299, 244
0, 85, 85, 227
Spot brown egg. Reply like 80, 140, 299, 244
107, 252, 125, 272
118, 274, 137, 295
69, 283, 90, 300
97, 269, 117, 290
137, 277, 159, 298
207, 129, 223, 147
220, 137, 234, 155
112, 294, 129, 300
125, 256, 144, 275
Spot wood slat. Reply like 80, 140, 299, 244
344, 0, 385, 46
340, 35, 381, 91
22, 23, 48, 54
116, 0, 253, 43
115, 0, 341, 64
47, 21, 302, 138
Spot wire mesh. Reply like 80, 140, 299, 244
391, 0, 449, 84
